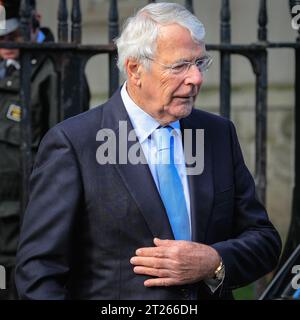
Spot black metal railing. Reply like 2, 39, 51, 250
280, 0, 300, 273
0, 0, 299, 297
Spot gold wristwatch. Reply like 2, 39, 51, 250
213, 259, 225, 281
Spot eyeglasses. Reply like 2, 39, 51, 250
144, 54, 213, 75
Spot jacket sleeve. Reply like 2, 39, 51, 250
211, 121, 282, 290
15, 125, 82, 300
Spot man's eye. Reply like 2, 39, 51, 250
172, 63, 187, 72
195, 59, 205, 67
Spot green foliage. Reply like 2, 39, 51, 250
233, 283, 255, 300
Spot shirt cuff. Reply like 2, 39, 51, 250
204, 268, 225, 293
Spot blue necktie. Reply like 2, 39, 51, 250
152, 126, 191, 240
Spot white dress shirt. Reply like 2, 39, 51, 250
121, 82, 192, 237
120, 83, 224, 293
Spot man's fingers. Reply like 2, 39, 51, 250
130, 256, 172, 269
135, 239, 185, 256
133, 266, 169, 278
154, 238, 191, 248
144, 277, 175, 287
135, 246, 167, 258
153, 238, 176, 247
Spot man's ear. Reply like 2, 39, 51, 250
125, 59, 142, 86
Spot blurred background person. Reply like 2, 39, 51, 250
0, 0, 59, 300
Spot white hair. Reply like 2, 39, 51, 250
115, 2, 206, 78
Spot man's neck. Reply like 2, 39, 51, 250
126, 82, 142, 110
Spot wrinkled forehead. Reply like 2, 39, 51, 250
155, 24, 206, 60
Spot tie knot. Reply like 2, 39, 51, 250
152, 126, 174, 152
151, 126, 176, 165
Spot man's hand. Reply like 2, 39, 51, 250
130, 238, 221, 287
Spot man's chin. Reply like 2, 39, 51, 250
172, 104, 193, 119
1, 50, 19, 60
158, 103, 193, 125
2, 54, 19, 60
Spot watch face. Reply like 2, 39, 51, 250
216, 265, 225, 280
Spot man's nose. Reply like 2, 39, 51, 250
184, 64, 203, 86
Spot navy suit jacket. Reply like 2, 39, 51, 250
15, 89, 281, 300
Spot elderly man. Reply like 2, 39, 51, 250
15, 2, 281, 300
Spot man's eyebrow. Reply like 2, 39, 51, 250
173, 56, 204, 64
171, 57, 193, 64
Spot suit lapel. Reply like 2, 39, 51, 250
100, 89, 174, 240
181, 111, 214, 243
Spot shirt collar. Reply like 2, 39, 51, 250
121, 82, 180, 144
6, 59, 21, 70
